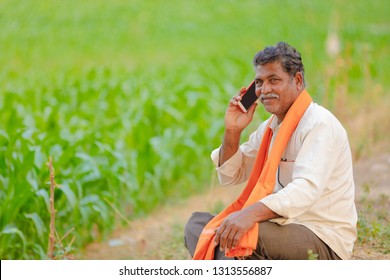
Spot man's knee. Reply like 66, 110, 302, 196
184, 212, 213, 239
184, 212, 214, 256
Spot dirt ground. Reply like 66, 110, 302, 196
82, 152, 390, 260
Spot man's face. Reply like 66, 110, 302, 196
254, 61, 301, 122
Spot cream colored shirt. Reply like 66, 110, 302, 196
211, 102, 357, 259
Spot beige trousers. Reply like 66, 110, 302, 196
184, 212, 341, 260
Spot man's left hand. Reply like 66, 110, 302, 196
213, 205, 259, 252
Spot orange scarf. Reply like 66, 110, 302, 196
193, 90, 312, 259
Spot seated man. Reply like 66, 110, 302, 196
184, 42, 357, 260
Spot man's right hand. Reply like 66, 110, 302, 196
225, 87, 258, 134
218, 87, 258, 166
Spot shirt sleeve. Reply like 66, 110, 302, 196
211, 122, 267, 186
260, 122, 342, 218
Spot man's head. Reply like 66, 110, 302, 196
252, 42, 306, 122
253, 42, 305, 87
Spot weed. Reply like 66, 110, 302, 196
46, 157, 75, 260
307, 250, 319, 260
356, 182, 390, 256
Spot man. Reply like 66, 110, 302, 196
184, 42, 357, 260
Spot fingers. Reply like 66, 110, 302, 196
225, 227, 239, 250
229, 95, 242, 107
228, 86, 247, 107
213, 224, 225, 247
214, 221, 241, 252
231, 231, 243, 249
218, 226, 232, 251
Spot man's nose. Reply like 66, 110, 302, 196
261, 82, 272, 94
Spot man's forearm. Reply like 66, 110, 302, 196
219, 129, 241, 166
251, 202, 281, 222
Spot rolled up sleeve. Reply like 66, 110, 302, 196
211, 147, 245, 185
211, 121, 268, 186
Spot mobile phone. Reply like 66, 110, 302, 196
238, 80, 258, 113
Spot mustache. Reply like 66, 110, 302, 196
259, 93, 280, 100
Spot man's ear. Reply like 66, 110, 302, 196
294, 72, 304, 90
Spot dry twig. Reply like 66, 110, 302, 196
46, 157, 75, 259
47, 157, 57, 259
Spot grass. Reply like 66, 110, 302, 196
0, 0, 389, 259
148, 223, 190, 260
356, 184, 390, 256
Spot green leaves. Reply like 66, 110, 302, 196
0, 225, 27, 258
24, 213, 46, 238
0, 64, 238, 259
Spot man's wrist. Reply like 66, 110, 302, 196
251, 202, 280, 223
219, 130, 241, 167
224, 128, 242, 138
222, 129, 241, 150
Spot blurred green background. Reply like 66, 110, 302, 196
0, 0, 389, 259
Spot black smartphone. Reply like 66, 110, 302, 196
238, 80, 258, 113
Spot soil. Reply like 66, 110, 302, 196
82, 152, 390, 260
